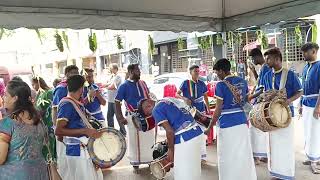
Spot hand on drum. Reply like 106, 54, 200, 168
85, 128, 103, 139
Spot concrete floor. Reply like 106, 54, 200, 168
101, 116, 319, 180
100, 101, 319, 180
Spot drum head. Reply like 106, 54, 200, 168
150, 162, 166, 179
87, 128, 126, 168
270, 101, 290, 127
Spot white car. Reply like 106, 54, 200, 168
148, 72, 207, 100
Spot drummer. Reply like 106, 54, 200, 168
82, 68, 107, 126
55, 75, 103, 180
261, 48, 302, 179
52, 65, 79, 175
248, 48, 271, 164
138, 97, 203, 180
115, 64, 155, 171
206, 58, 257, 180
300, 42, 320, 173
176, 64, 210, 161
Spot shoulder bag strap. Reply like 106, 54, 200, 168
60, 98, 93, 129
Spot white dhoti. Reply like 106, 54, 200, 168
174, 134, 202, 180
303, 105, 320, 162
198, 124, 207, 160
56, 138, 67, 173
58, 138, 103, 180
127, 114, 155, 165
217, 124, 257, 180
250, 126, 268, 158
267, 121, 295, 179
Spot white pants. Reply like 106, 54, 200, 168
198, 124, 207, 160
59, 147, 103, 180
56, 139, 67, 174
250, 126, 268, 158
127, 114, 155, 165
268, 122, 295, 179
174, 134, 202, 180
217, 124, 257, 180
303, 105, 320, 162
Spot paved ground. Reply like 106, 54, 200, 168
101, 114, 319, 180
100, 99, 319, 180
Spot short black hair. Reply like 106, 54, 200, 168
64, 65, 79, 75
189, 64, 199, 71
84, 68, 94, 73
127, 64, 139, 73
212, 58, 231, 72
67, 75, 85, 93
249, 48, 263, 57
264, 48, 282, 61
301, 42, 319, 52
12, 76, 23, 82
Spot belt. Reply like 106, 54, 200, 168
302, 94, 319, 99
175, 122, 198, 136
221, 108, 244, 115
64, 136, 88, 146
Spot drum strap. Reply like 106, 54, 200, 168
222, 80, 242, 105
60, 97, 93, 129
279, 68, 289, 90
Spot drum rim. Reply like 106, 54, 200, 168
87, 127, 127, 168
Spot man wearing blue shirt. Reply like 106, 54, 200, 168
138, 97, 202, 180
115, 64, 155, 170
262, 48, 302, 180
55, 75, 103, 180
206, 58, 257, 180
248, 48, 271, 163
82, 68, 106, 126
52, 65, 79, 175
300, 42, 320, 173
176, 65, 210, 161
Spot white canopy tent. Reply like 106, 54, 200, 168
0, 0, 319, 31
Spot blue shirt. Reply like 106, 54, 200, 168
115, 80, 150, 111
152, 100, 202, 144
302, 61, 320, 107
53, 82, 68, 106
214, 76, 248, 128
83, 84, 105, 121
257, 64, 272, 88
179, 79, 208, 112
262, 68, 302, 116
57, 100, 87, 132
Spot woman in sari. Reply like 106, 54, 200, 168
32, 77, 56, 162
0, 80, 49, 180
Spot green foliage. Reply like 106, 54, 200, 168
116, 35, 123, 49
88, 30, 97, 52
256, 30, 268, 49
54, 31, 64, 52
312, 24, 317, 43
177, 37, 185, 50
294, 25, 302, 46
62, 31, 70, 50
148, 35, 155, 54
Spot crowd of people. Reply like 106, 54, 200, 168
0, 42, 319, 180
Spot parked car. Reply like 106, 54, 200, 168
148, 72, 207, 100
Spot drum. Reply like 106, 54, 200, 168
132, 113, 156, 132
150, 157, 173, 180
87, 128, 127, 168
190, 108, 212, 128
89, 119, 103, 130
249, 98, 291, 132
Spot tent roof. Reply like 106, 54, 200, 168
0, 0, 319, 31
